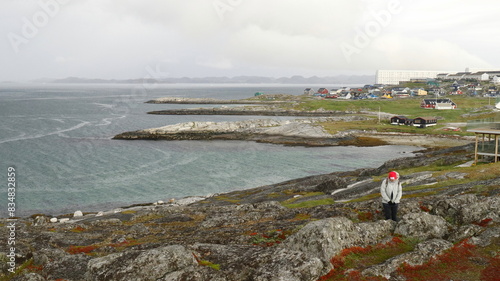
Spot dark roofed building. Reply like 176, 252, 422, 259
413, 117, 437, 128
390, 116, 412, 125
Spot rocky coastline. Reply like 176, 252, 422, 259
113, 118, 357, 146
147, 107, 346, 117
113, 117, 473, 147
145, 97, 288, 104
1, 143, 498, 280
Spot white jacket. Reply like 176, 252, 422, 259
380, 175, 402, 204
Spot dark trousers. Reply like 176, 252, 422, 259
383, 203, 399, 222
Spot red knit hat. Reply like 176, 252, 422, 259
388, 171, 398, 180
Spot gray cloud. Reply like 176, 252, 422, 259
1, 0, 499, 81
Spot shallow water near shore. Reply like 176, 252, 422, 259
0, 83, 420, 217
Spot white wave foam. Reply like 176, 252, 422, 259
0, 121, 90, 144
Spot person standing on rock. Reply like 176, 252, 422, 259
380, 171, 402, 222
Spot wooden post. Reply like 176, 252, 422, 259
496, 134, 499, 163
475, 134, 479, 164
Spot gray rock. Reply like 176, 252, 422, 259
395, 212, 450, 239
469, 226, 500, 247
153, 214, 193, 224
33, 216, 49, 226
279, 217, 359, 264
200, 202, 286, 228
252, 249, 325, 281
127, 223, 151, 238
436, 172, 468, 180
456, 196, 499, 224
85, 245, 196, 281
432, 194, 478, 221
448, 224, 483, 243
44, 254, 91, 281
160, 266, 229, 281
11, 273, 46, 281
314, 176, 347, 193
400, 171, 434, 186
87, 218, 123, 227
355, 220, 396, 245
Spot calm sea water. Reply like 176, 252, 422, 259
0, 83, 419, 217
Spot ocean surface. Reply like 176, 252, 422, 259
0, 83, 420, 217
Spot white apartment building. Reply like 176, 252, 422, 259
376, 70, 452, 85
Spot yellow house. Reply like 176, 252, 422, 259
417, 89, 428, 96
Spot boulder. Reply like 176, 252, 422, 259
44, 253, 91, 280
395, 212, 450, 239
278, 217, 359, 264
252, 249, 325, 281
85, 245, 196, 281
456, 197, 499, 225
448, 224, 483, 243
432, 194, 478, 221
33, 216, 49, 226
315, 176, 347, 193
355, 220, 396, 245
469, 226, 500, 247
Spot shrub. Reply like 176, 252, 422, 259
397, 239, 494, 280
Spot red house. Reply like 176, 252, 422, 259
317, 88, 330, 95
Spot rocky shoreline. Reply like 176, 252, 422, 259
0, 143, 498, 280
145, 97, 288, 104
113, 117, 473, 147
113, 118, 354, 146
147, 108, 346, 117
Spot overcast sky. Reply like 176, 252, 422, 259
1, 0, 499, 81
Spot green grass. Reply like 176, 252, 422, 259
346, 160, 500, 203
295, 96, 493, 122
281, 198, 335, 209
198, 260, 221, 271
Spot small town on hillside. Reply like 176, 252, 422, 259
298, 68, 500, 139
303, 68, 500, 104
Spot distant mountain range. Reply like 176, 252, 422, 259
49, 75, 375, 85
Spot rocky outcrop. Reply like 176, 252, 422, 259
145, 97, 287, 104
85, 245, 196, 280
395, 212, 450, 239
113, 118, 372, 146
148, 108, 346, 116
